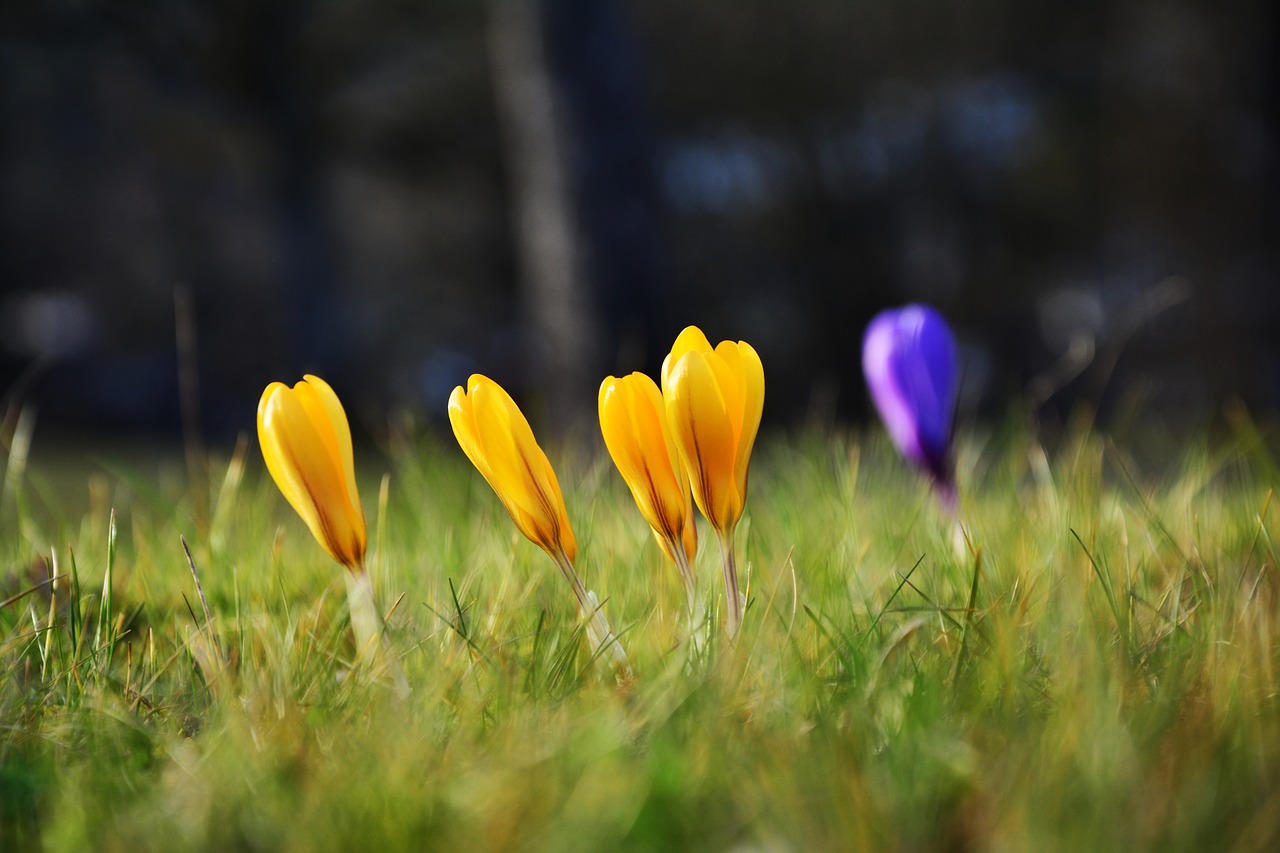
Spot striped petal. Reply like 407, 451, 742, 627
665, 349, 740, 533
599, 373, 691, 549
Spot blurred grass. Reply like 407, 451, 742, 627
2, 417, 1280, 852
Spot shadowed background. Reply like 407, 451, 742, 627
1, 0, 1277, 443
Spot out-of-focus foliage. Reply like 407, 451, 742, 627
3, 421, 1280, 850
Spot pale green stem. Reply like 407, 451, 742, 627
717, 531, 744, 639
670, 541, 697, 613
552, 548, 632, 678
345, 567, 410, 698
670, 543, 707, 652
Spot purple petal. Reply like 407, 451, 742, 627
863, 313, 923, 464
862, 304, 958, 482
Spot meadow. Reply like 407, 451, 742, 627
2, 415, 1279, 852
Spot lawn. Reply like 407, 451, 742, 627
2, 417, 1279, 851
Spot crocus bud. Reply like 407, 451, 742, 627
258, 375, 367, 569
862, 304, 959, 499
661, 327, 764, 538
448, 374, 577, 562
599, 372, 697, 595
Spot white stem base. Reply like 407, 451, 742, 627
345, 568, 410, 698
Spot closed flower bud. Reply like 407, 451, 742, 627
600, 372, 698, 596
662, 326, 764, 538
448, 374, 577, 562
258, 375, 367, 569
862, 304, 959, 499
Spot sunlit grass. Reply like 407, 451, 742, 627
3, 418, 1279, 851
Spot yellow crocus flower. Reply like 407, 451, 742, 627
661, 326, 764, 637
258, 375, 367, 569
599, 372, 698, 605
258, 375, 407, 695
450, 374, 629, 675
448, 374, 576, 563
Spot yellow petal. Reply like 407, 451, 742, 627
665, 350, 740, 533
452, 380, 537, 543
714, 341, 765, 503
291, 382, 349, 506
599, 373, 687, 545
661, 326, 712, 395
539, 443, 577, 563
679, 504, 697, 563
451, 375, 575, 562
303, 374, 361, 521
471, 380, 554, 537
259, 383, 317, 531
629, 374, 689, 536
258, 380, 366, 568
448, 384, 490, 481
707, 344, 743, 440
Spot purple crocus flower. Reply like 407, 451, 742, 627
862, 304, 959, 505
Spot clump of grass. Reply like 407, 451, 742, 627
2, 419, 1279, 851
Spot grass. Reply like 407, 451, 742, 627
2, 415, 1280, 851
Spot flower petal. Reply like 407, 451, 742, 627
600, 373, 688, 545
718, 340, 764, 505
258, 380, 365, 567
302, 374, 362, 522
666, 350, 740, 532
259, 383, 318, 531
448, 383, 490, 481
661, 326, 712, 395
452, 374, 576, 561
891, 306, 956, 466
863, 304, 958, 478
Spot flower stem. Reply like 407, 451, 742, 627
345, 567, 410, 698
717, 532, 744, 639
670, 543, 698, 615
670, 544, 706, 652
934, 476, 958, 516
553, 549, 632, 678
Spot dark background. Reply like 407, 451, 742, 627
2, 0, 1277, 444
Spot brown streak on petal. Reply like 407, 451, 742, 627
640, 454, 679, 542
519, 447, 561, 549
683, 391, 717, 530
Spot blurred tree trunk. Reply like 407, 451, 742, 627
539, 0, 663, 376
245, 1, 342, 380
488, 0, 595, 421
